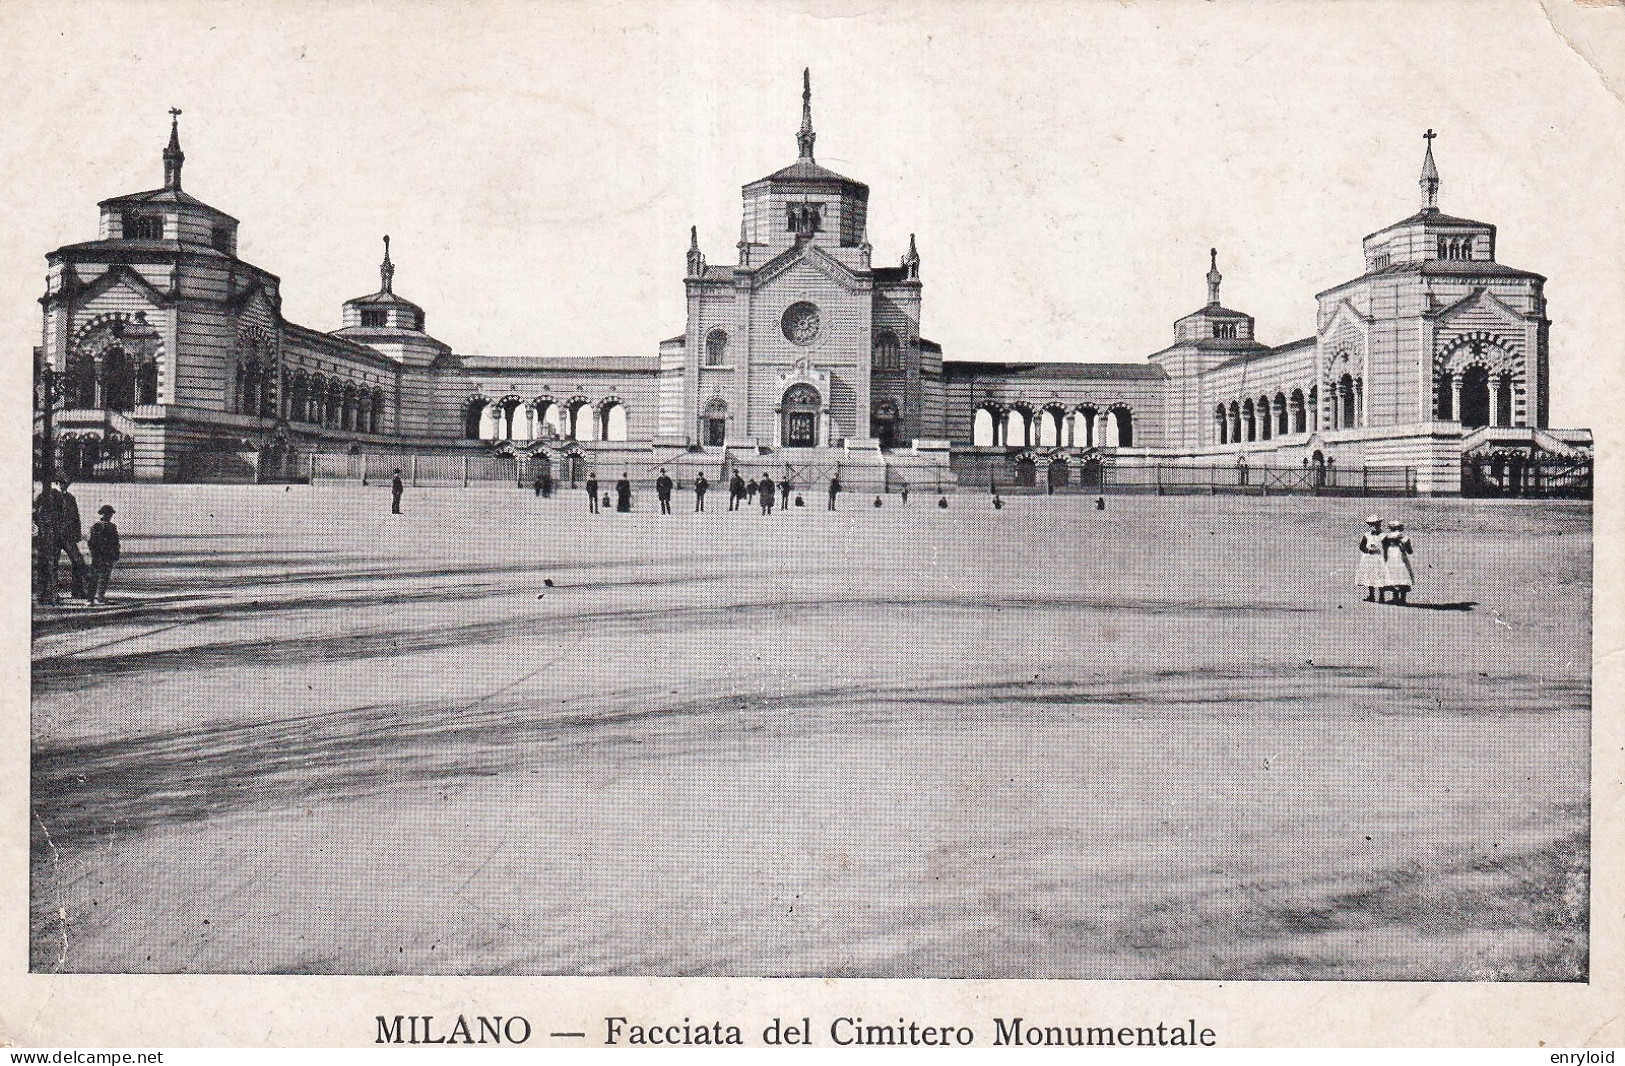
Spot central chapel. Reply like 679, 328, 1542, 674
34, 78, 1591, 494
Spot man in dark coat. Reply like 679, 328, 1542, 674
88, 504, 121, 604
827, 475, 842, 511
778, 476, 792, 514
758, 474, 775, 515
729, 472, 745, 511
391, 469, 405, 514
694, 473, 709, 512
615, 472, 632, 512
53, 479, 89, 600
585, 471, 600, 513
655, 468, 674, 514
33, 483, 63, 605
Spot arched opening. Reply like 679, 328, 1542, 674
370, 391, 384, 434
873, 399, 900, 449
1339, 373, 1357, 428
1307, 386, 1319, 432
873, 330, 901, 371
1080, 457, 1104, 488
510, 401, 536, 442
702, 397, 727, 446
1242, 399, 1256, 442
1078, 407, 1099, 449
1274, 393, 1288, 436
1436, 372, 1454, 420
136, 359, 159, 405
66, 353, 97, 409
102, 347, 135, 411
1047, 458, 1069, 490
464, 398, 485, 439
1496, 372, 1514, 427
781, 383, 821, 447
1290, 389, 1306, 434
972, 408, 996, 447
1033, 406, 1059, 442
602, 401, 628, 442
478, 401, 504, 441
1004, 409, 1029, 448
1458, 366, 1490, 428
541, 402, 565, 437
570, 402, 597, 441
1107, 407, 1133, 448
1258, 396, 1272, 441
1227, 401, 1240, 445
1215, 404, 1229, 445
705, 329, 728, 367
1014, 455, 1037, 486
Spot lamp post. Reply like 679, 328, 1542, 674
33, 345, 63, 487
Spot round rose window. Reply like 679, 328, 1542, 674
781, 301, 821, 345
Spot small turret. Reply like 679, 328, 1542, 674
163, 108, 185, 190
901, 233, 920, 280
686, 225, 705, 276
1420, 129, 1440, 212
797, 68, 816, 162
1206, 247, 1223, 306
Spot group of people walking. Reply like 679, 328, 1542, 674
576, 469, 851, 515
1356, 516, 1415, 604
33, 478, 121, 606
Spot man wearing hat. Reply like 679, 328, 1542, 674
87, 504, 121, 605
1382, 520, 1415, 605
1357, 515, 1387, 602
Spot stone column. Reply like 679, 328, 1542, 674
1490, 377, 1504, 427
1449, 375, 1462, 423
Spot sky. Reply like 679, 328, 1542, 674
1, 0, 1621, 430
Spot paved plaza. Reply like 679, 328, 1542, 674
30, 485, 1590, 978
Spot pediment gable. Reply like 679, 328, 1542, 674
1432, 286, 1527, 328
1317, 297, 1372, 338
750, 242, 862, 292
77, 264, 170, 308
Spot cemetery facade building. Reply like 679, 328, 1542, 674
36, 88, 1590, 494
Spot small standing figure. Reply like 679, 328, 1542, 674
533, 472, 544, 497
992, 491, 1004, 510
729, 471, 746, 512
616, 472, 633, 513
540, 468, 554, 498
1356, 515, 1387, 602
873, 496, 883, 508
694, 472, 709, 512
1382, 520, 1415, 604
391, 469, 404, 514
899, 480, 910, 505
88, 504, 120, 605
937, 495, 949, 509
585, 471, 601, 513
655, 468, 674, 515
778, 476, 792, 514
758, 473, 776, 515
828, 475, 842, 511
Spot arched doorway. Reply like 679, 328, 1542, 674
1458, 366, 1490, 428
1014, 455, 1037, 487
873, 399, 900, 450
1047, 458, 1069, 492
781, 383, 821, 447
972, 408, 997, 446
702, 397, 727, 446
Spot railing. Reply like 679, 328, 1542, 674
950, 455, 1418, 497
1462, 456, 1592, 499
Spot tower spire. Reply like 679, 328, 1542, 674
1420, 128, 1439, 212
380, 235, 394, 294
686, 224, 705, 276
1206, 247, 1222, 306
797, 68, 816, 161
163, 108, 184, 190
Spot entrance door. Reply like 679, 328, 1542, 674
875, 419, 897, 449
781, 384, 822, 447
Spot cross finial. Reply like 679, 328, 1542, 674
1419, 128, 1440, 211
797, 68, 816, 161
163, 108, 186, 190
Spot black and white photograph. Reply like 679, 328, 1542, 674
5, 0, 1622, 1049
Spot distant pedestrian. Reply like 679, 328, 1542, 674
1382, 521, 1415, 604
533, 472, 544, 497
656, 468, 674, 515
729, 472, 746, 511
585, 471, 600, 513
32, 483, 63, 605
616, 472, 632, 513
747, 479, 758, 503
899, 481, 910, 505
694, 472, 709, 511
541, 468, 553, 498
758, 474, 776, 515
937, 495, 948, 509
778, 477, 792, 513
992, 492, 1003, 509
1095, 496, 1106, 511
874, 496, 883, 508
391, 469, 404, 514
828, 475, 842, 511
87, 504, 120, 604
1357, 515, 1386, 602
